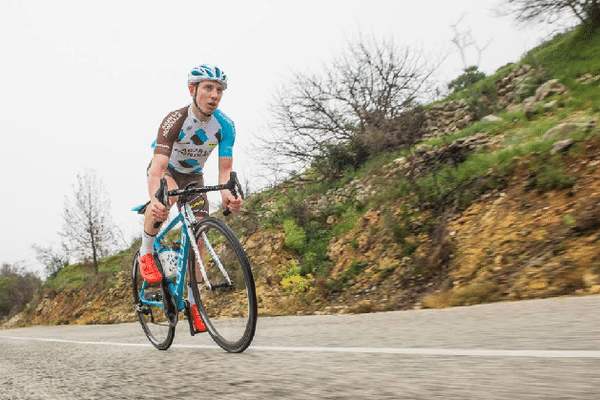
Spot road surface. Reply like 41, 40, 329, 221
1, 295, 599, 399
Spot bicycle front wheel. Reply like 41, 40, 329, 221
132, 251, 175, 350
189, 217, 257, 353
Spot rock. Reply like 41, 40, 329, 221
524, 102, 539, 120
577, 73, 600, 84
481, 114, 502, 122
543, 122, 595, 141
534, 79, 568, 102
415, 143, 431, 154
550, 139, 575, 155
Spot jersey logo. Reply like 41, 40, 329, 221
161, 111, 183, 136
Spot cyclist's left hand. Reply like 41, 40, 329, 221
222, 192, 242, 213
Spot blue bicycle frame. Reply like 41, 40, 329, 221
134, 172, 242, 315
139, 203, 198, 312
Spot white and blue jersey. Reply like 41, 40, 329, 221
152, 104, 235, 174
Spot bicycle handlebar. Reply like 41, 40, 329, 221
152, 172, 243, 228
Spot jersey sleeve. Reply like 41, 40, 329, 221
214, 110, 236, 158
153, 106, 188, 157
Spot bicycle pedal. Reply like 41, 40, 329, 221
135, 303, 151, 315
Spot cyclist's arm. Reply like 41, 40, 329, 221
148, 154, 170, 201
148, 107, 185, 202
144, 154, 171, 232
219, 157, 242, 213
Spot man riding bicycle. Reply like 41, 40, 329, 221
139, 64, 242, 331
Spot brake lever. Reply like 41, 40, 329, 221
153, 178, 169, 228
223, 172, 243, 216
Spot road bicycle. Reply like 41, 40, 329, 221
131, 172, 257, 352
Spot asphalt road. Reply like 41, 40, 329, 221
1, 295, 599, 399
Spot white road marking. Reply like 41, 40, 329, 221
1, 335, 599, 358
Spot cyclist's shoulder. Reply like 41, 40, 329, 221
163, 105, 190, 122
159, 105, 190, 136
213, 109, 235, 129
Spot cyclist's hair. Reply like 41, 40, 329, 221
187, 64, 228, 89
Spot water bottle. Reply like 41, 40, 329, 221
158, 247, 179, 279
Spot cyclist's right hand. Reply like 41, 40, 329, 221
150, 199, 169, 222
151, 176, 170, 226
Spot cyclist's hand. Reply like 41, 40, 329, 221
150, 199, 169, 222
223, 192, 242, 214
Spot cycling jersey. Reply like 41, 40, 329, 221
152, 104, 235, 174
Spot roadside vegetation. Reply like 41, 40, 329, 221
236, 23, 600, 306
3, 19, 600, 326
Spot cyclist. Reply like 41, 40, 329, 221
138, 63, 242, 331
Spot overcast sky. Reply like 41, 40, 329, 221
0, 0, 563, 276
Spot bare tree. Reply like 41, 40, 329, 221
32, 243, 69, 278
498, 0, 600, 29
60, 169, 119, 274
257, 34, 441, 177
450, 13, 491, 70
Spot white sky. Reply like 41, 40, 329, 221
0, 0, 562, 276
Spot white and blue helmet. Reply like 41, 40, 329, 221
187, 64, 228, 89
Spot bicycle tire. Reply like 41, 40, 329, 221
188, 217, 257, 353
131, 251, 175, 350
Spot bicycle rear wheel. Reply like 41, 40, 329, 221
189, 217, 257, 353
132, 251, 175, 350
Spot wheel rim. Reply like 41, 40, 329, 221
190, 218, 257, 352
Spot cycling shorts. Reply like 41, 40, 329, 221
148, 164, 209, 218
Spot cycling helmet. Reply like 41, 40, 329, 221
187, 64, 228, 89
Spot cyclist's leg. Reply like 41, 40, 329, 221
166, 171, 209, 332
169, 170, 209, 280
139, 166, 179, 281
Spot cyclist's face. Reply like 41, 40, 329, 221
190, 80, 224, 118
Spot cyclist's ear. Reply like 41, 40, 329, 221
188, 82, 198, 97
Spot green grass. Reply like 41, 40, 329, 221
524, 25, 600, 80
45, 263, 91, 291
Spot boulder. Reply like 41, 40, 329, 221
543, 122, 595, 141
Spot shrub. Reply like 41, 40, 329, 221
313, 140, 370, 178
448, 66, 487, 94
283, 219, 306, 254
0, 264, 42, 319
281, 273, 313, 295
465, 79, 498, 119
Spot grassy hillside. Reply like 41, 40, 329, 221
4, 25, 600, 327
